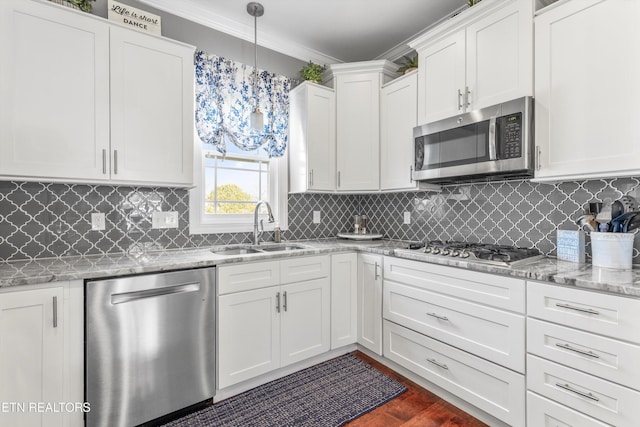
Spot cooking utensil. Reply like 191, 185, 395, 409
574, 214, 596, 232
623, 212, 640, 233
610, 212, 634, 232
595, 201, 612, 224
611, 195, 638, 219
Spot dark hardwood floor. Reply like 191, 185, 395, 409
347, 351, 489, 427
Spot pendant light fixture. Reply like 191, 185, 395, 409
247, 2, 264, 132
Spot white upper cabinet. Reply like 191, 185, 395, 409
410, 0, 533, 125
289, 82, 336, 192
534, 0, 640, 182
0, 0, 194, 186
110, 26, 194, 186
329, 61, 398, 192
0, 0, 110, 181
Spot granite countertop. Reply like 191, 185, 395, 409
1, 238, 640, 298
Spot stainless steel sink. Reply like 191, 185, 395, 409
211, 243, 308, 256
259, 245, 306, 252
211, 247, 262, 256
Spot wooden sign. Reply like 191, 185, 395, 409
108, 0, 161, 35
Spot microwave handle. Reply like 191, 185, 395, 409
488, 116, 497, 161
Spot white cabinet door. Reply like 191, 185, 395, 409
0, 0, 110, 181
336, 72, 381, 191
110, 26, 194, 186
280, 278, 330, 367
535, 0, 640, 181
289, 82, 336, 192
357, 253, 383, 355
218, 287, 280, 388
380, 73, 418, 191
417, 30, 465, 124
0, 286, 65, 427
331, 253, 357, 349
465, 0, 533, 111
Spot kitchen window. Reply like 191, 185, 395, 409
189, 141, 288, 234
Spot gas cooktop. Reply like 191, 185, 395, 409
395, 240, 543, 267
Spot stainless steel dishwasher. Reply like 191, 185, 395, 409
85, 267, 215, 427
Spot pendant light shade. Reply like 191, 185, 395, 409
247, 2, 264, 132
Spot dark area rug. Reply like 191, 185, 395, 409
163, 353, 407, 427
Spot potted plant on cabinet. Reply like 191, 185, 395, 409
397, 55, 418, 75
299, 61, 327, 84
49, 0, 95, 12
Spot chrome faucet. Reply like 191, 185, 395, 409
253, 200, 275, 245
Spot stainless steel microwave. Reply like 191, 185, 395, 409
412, 97, 534, 183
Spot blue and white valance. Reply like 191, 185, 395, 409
195, 51, 290, 157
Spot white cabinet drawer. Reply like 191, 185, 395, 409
527, 355, 640, 426
280, 255, 329, 284
384, 281, 524, 372
527, 281, 640, 344
528, 318, 640, 391
384, 256, 525, 313
384, 320, 525, 427
527, 392, 611, 427
218, 261, 280, 295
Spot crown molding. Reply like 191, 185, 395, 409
135, 0, 342, 65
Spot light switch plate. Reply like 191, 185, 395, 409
152, 211, 179, 229
312, 211, 321, 224
403, 212, 411, 225
91, 213, 106, 231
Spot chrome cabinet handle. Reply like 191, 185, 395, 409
111, 283, 199, 304
374, 262, 380, 280
113, 150, 118, 175
102, 149, 107, 174
426, 358, 448, 370
311, 170, 314, 187
52, 296, 58, 328
409, 166, 413, 183
457, 89, 463, 110
555, 383, 600, 402
426, 312, 449, 321
465, 86, 471, 107
536, 146, 542, 171
556, 343, 600, 359
283, 291, 287, 312
555, 303, 600, 315
276, 292, 281, 313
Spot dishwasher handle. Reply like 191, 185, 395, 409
111, 282, 200, 305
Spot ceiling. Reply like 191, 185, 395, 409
136, 0, 468, 64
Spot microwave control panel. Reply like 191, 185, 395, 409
498, 113, 522, 159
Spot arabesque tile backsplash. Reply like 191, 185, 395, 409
1, 177, 639, 262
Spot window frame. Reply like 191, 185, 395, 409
189, 139, 289, 235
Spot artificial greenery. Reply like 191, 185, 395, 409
66, 0, 95, 12
468, 0, 482, 6
299, 61, 327, 84
397, 55, 418, 74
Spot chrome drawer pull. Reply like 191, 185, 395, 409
555, 303, 600, 315
426, 312, 449, 321
426, 358, 449, 370
555, 383, 600, 402
556, 343, 600, 359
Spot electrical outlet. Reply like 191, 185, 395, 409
403, 212, 411, 225
91, 213, 106, 231
152, 211, 179, 229
313, 211, 321, 224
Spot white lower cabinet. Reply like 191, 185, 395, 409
527, 392, 610, 427
330, 253, 357, 349
384, 320, 525, 426
382, 256, 525, 425
526, 281, 640, 426
357, 253, 383, 355
217, 256, 330, 389
0, 281, 83, 427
